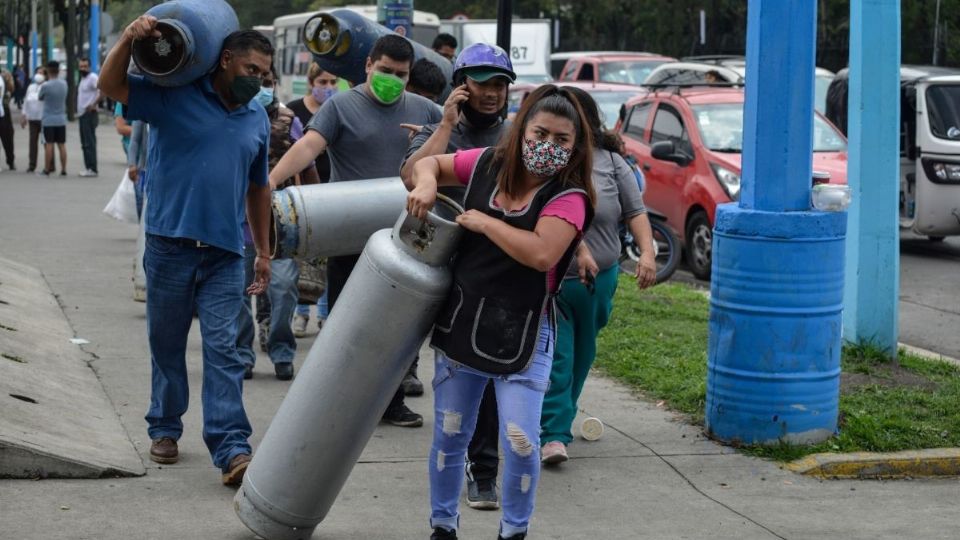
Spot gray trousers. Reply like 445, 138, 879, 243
79, 110, 98, 172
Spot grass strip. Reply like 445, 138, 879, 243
594, 274, 960, 461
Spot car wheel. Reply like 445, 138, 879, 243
685, 211, 713, 281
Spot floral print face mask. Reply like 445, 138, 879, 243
521, 138, 572, 177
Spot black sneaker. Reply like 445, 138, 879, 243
382, 404, 423, 427
402, 366, 424, 396
466, 476, 499, 510
431, 527, 457, 540
275, 363, 294, 381
243, 364, 254, 380
498, 533, 526, 540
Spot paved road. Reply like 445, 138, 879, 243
1, 120, 959, 540
899, 233, 960, 359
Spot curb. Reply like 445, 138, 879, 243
899, 342, 960, 368
785, 448, 960, 479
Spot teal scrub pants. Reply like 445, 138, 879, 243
541, 264, 619, 445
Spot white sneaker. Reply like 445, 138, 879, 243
292, 314, 308, 338
79, 169, 98, 177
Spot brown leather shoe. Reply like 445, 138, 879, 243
149, 437, 179, 464
221, 453, 251, 486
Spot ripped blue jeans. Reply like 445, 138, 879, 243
429, 320, 553, 537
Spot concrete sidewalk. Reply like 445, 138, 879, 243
0, 121, 957, 540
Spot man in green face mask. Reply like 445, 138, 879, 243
270, 34, 443, 428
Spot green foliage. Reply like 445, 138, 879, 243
594, 281, 710, 423
596, 274, 960, 462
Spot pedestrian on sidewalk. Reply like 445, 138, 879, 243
77, 57, 100, 177
237, 66, 319, 381
38, 61, 68, 177
285, 62, 337, 337
19, 68, 45, 172
405, 84, 596, 540
539, 87, 657, 466
14, 64, 28, 108
0, 69, 16, 171
269, 34, 442, 428
126, 116, 149, 219
98, 16, 274, 486
401, 42, 516, 505
115, 101, 133, 157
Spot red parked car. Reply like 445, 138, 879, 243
617, 87, 848, 279
558, 52, 676, 86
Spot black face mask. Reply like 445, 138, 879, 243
460, 102, 502, 129
229, 75, 261, 105
79, 70, 89, 78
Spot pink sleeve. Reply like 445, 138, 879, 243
540, 193, 588, 232
453, 147, 488, 186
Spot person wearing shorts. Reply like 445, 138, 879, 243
38, 61, 68, 176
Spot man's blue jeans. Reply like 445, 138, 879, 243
429, 321, 553, 538
238, 244, 298, 365
143, 234, 252, 470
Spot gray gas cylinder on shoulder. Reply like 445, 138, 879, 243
131, 0, 239, 87
235, 196, 463, 540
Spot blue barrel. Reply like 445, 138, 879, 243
303, 9, 453, 98
131, 0, 239, 87
705, 204, 847, 445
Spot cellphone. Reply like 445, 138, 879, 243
584, 272, 596, 295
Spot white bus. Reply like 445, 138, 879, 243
273, 5, 440, 104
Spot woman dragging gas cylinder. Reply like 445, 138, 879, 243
406, 84, 596, 540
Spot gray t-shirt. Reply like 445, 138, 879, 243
567, 148, 646, 279
38, 78, 68, 127
307, 85, 442, 181
402, 119, 510, 203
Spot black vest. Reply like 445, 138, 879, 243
431, 148, 593, 374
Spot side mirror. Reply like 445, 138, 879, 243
651, 140, 690, 166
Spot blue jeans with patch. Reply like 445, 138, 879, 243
143, 234, 252, 470
429, 320, 553, 538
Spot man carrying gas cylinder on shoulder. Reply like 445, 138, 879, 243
400, 42, 516, 513
98, 15, 273, 486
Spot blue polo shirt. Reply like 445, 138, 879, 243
126, 74, 270, 255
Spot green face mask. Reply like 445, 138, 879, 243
369, 71, 406, 105
230, 75, 262, 105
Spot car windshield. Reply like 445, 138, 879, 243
925, 85, 960, 140
598, 61, 666, 85
592, 91, 641, 129
691, 103, 847, 152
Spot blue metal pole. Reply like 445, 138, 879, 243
842, 1, 901, 355
90, 0, 100, 72
739, 2, 815, 212
705, 0, 847, 445
31, 32, 38, 74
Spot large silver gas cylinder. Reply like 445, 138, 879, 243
271, 177, 409, 260
235, 196, 463, 540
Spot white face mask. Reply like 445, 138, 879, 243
33, 74, 44, 84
